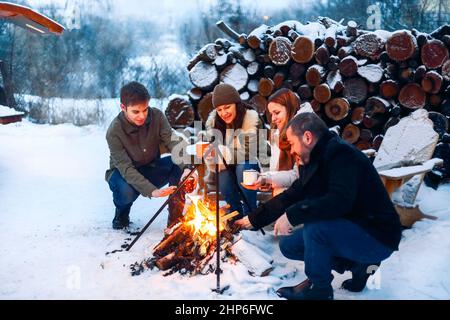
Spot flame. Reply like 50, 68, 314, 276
184, 195, 224, 238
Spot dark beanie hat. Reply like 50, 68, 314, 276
212, 83, 241, 108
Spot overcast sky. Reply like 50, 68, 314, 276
28, 0, 313, 20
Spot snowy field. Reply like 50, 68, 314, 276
1, 119, 450, 300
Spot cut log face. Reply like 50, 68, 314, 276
386, 31, 418, 62
247, 24, 269, 49
269, 37, 292, 66
273, 71, 286, 90
220, 63, 248, 92
421, 39, 449, 69
343, 77, 368, 104
357, 64, 384, 83
339, 56, 359, 77
380, 80, 399, 99
351, 106, 365, 125
165, 96, 195, 128
421, 71, 443, 94
338, 45, 354, 59
315, 44, 330, 65
258, 77, 275, 97
365, 96, 390, 117
325, 98, 350, 121
188, 88, 203, 101
247, 79, 259, 94
353, 33, 386, 60
342, 123, 360, 144
189, 61, 219, 91
314, 83, 332, 103
306, 64, 326, 87
398, 83, 426, 109
246, 61, 260, 77
292, 36, 315, 63
187, 43, 218, 71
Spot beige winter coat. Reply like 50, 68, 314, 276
205, 109, 263, 172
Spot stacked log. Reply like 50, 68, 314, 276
166, 18, 450, 181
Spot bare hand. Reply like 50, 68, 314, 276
274, 213, 293, 237
233, 216, 254, 230
151, 186, 177, 198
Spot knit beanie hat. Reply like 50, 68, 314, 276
212, 83, 241, 108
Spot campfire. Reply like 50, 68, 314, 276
151, 195, 239, 275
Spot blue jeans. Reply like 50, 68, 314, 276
108, 156, 184, 224
279, 219, 394, 288
218, 162, 259, 216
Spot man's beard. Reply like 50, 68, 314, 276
293, 143, 312, 165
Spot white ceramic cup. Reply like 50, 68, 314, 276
243, 169, 259, 185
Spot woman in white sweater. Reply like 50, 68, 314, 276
244, 88, 313, 196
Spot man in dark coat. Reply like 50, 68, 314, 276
235, 112, 402, 300
105, 82, 195, 229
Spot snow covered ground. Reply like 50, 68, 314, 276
1, 119, 450, 300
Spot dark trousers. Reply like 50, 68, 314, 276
218, 162, 259, 216
108, 156, 184, 225
279, 218, 394, 288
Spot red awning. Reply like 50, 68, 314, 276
0, 2, 65, 35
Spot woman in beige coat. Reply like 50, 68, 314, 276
205, 83, 262, 217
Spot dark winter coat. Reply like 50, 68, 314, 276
248, 131, 402, 251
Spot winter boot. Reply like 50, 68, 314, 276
341, 262, 380, 292
277, 280, 333, 300
112, 208, 130, 230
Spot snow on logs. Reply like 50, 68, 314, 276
172, 18, 450, 179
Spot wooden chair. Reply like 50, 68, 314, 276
370, 109, 443, 227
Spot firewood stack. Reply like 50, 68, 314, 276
166, 18, 450, 181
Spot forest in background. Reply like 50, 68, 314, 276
0, 0, 448, 116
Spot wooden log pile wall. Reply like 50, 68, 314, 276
166, 18, 450, 181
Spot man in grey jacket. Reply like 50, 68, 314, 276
105, 82, 195, 229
